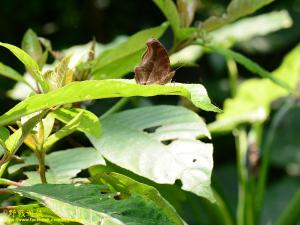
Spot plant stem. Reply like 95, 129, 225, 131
234, 128, 248, 225
227, 58, 238, 97
101, 97, 129, 119
256, 98, 294, 220
36, 151, 47, 184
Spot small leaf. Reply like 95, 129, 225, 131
88, 105, 215, 202
92, 23, 168, 79
202, 0, 274, 32
51, 108, 101, 137
4, 112, 46, 153
0, 79, 220, 127
0, 62, 33, 89
44, 56, 71, 90
11, 181, 184, 225
177, 0, 198, 27
21, 29, 43, 63
153, 0, 181, 37
0, 42, 49, 92
43, 111, 84, 150
0, 127, 10, 142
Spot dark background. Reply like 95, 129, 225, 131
0, 1, 300, 224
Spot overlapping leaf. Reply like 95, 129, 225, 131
0, 79, 220, 126
88, 105, 215, 202
10, 173, 184, 225
8, 147, 105, 185
209, 43, 300, 133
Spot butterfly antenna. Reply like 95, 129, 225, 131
173, 62, 187, 72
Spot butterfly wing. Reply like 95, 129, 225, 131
134, 39, 173, 85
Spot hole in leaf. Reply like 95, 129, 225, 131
161, 140, 172, 145
193, 159, 197, 163
197, 136, 210, 143
174, 179, 183, 188
143, 125, 161, 133
113, 192, 123, 200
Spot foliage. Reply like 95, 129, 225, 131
0, 0, 299, 225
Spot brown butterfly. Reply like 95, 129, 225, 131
134, 38, 175, 85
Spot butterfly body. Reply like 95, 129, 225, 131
134, 38, 175, 85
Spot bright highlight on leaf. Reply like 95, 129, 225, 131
88, 105, 215, 202
0, 79, 220, 126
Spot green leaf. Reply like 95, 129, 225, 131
51, 108, 101, 137
4, 112, 46, 153
88, 105, 215, 202
210, 10, 292, 48
177, 0, 198, 27
21, 29, 43, 64
170, 11, 292, 65
91, 172, 184, 224
11, 180, 184, 225
202, 0, 274, 32
92, 24, 168, 79
153, 0, 181, 37
0, 42, 49, 92
209, 43, 300, 133
0, 62, 34, 89
43, 111, 84, 150
0, 127, 10, 142
207, 45, 294, 93
0, 127, 10, 152
8, 147, 105, 185
0, 79, 220, 126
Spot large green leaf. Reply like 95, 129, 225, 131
202, 0, 274, 32
88, 105, 215, 202
0, 79, 220, 126
92, 24, 168, 79
0, 42, 49, 92
8, 147, 105, 185
209, 43, 300, 133
11, 174, 184, 225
